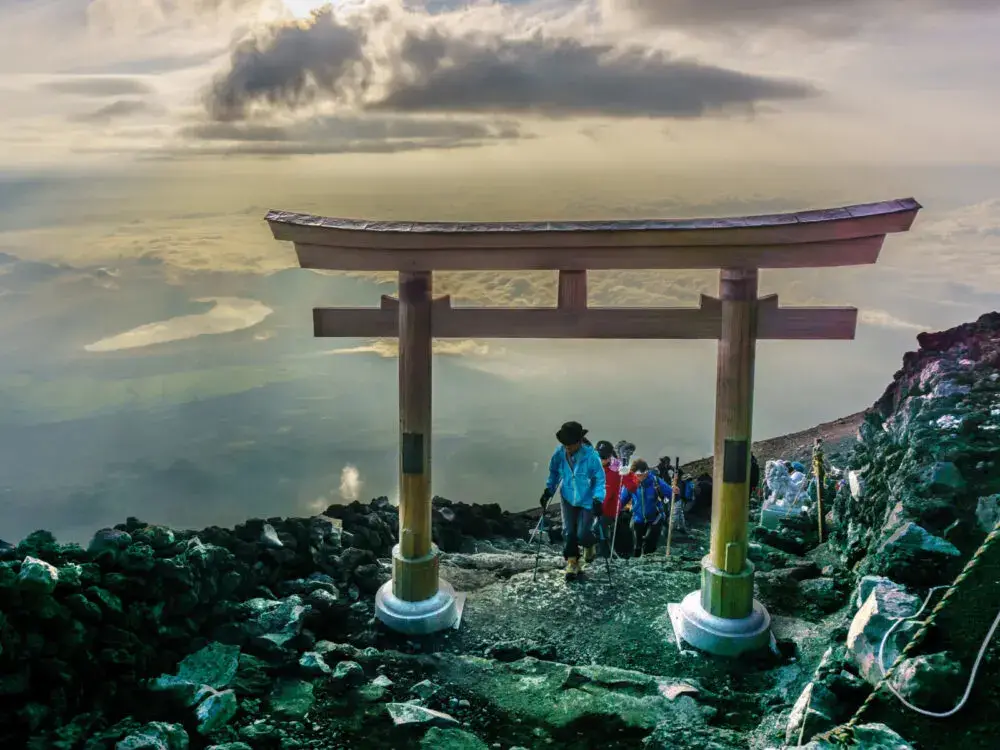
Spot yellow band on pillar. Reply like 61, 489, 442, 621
392, 544, 440, 602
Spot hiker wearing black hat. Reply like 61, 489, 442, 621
540, 421, 606, 581
619, 458, 672, 558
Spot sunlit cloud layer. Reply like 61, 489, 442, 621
324, 338, 493, 358
84, 297, 273, 351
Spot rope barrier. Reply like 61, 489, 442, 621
809, 517, 1000, 747
877, 587, 1000, 719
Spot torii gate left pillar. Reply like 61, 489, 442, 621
378, 270, 460, 632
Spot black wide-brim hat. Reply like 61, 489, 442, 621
556, 421, 588, 445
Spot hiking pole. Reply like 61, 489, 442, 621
610, 490, 624, 562
532, 504, 548, 582
596, 512, 614, 587
665, 456, 679, 557
603, 539, 613, 586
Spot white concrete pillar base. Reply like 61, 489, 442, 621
668, 590, 772, 657
374, 578, 458, 635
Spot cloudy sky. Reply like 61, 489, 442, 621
2, 0, 998, 282
2, 0, 998, 166
0, 0, 999, 538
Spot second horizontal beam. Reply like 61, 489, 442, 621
313, 296, 858, 340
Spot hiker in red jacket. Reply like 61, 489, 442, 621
585, 440, 622, 561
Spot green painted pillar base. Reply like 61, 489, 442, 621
666, 554, 772, 658
700, 556, 755, 619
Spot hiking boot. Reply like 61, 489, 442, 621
583, 545, 597, 564
565, 557, 580, 580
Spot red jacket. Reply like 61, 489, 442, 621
603, 465, 623, 516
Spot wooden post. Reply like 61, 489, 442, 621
393, 271, 439, 602
813, 438, 825, 544
557, 270, 587, 310
703, 268, 759, 620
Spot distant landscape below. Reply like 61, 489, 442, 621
2, 166, 999, 545
0, 251, 994, 546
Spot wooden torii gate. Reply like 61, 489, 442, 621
266, 197, 921, 650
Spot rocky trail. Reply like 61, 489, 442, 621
2, 312, 999, 750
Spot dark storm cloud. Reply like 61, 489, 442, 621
40, 77, 154, 97
606, 0, 999, 37
70, 99, 159, 123
206, 8, 369, 122
371, 33, 816, 117
203, 5, 817, 122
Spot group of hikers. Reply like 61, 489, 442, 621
538, 420, 764, 581
538, 421, 695, 581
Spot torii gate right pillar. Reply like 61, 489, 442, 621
671, 267, 772, 656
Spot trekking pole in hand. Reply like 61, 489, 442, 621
595, 509, 614, 587
665, 456, 680, 557
610, 504, 622, 561
533, 489, 553, 582
532, 512, 545, 582
603, 539, 613, 586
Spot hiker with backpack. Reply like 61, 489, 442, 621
620, 458, 673, 558
539, 421, 606, 581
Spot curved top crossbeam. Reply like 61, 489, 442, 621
266, 197, 920, 271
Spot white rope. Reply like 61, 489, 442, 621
877, 585, 1000, 718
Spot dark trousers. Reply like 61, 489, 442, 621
593, 515, 614, 558
561, 500, 595, 560
611, 511, 634, 558
632, 520, 662, 558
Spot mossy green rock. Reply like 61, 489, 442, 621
195, 689, 238, 735
436, 655, 693, 730
18, 557, 59, 593
420, 727, 489, 750
268, 679, 314, 720
115, 721, 188, 750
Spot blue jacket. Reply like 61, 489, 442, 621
545, 444, 606, 509
621, 474, 672, 524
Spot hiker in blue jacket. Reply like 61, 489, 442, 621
539, 421, 606, 580
620, 458, 672, 558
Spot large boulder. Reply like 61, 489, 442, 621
888, 651, 965, 712
150, 642, 241, 707
785, 681, 841, 745
420, 727, 489, 750
797, 722, 915, 749
846, 579, 921, 683
976, 494, 1000, 532
434, 654, 703, 732
872, 522, 961, 585
17, 556, 59, 593
115, 721, 189, 750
